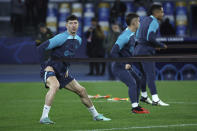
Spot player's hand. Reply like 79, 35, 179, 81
156, 44, 167, 51
125, 64, 131, 70
163, 44, 167, 49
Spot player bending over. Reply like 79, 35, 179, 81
37, 15, 111, 124
111, 13, 149, 114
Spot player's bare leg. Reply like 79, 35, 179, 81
44, 67, 59, 106
64, 79, 111, 121
65, 79, 93, 107
40, 66, 59, 124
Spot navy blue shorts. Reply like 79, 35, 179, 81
40, 60, 74, 89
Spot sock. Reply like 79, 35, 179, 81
132, 102, 138, 108
88, 106, 99, 117
41, 105, 51, 119
141, 92, 148, 98
152, 94, 159, 102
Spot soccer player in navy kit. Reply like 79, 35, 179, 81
111, 13, 149, 114
133, 4, 169, 106
37, 15, 111, 124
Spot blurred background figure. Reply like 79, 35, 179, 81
35, 0, 48, 25
35, 23, 53, 46
86, 17, 106, 76
11, 0, 25, 35
35, 23, 53, 61
110, 0, 127, 28
25, 0, 36, 27
86, 18, 96, 76
103, 22, 121, 80
160, 18, 176, 37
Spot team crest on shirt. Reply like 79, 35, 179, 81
64, 40, 80, 56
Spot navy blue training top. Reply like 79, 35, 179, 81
111, 28, 135, 58
136, 15, 164, 48
37, 31, 82, 62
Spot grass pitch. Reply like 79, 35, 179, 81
0, 81, 197, 131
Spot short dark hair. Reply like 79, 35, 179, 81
66, 15, 78, 22
149, 4, 162, 15
126, 13, 139, 26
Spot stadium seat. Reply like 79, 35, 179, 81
179, 64, 197, 80
160, 64, 178, 80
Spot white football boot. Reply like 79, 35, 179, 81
152, 100, 169, 106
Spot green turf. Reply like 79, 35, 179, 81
0, 81, 197, 131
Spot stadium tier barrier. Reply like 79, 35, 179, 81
0, 37, 197, 80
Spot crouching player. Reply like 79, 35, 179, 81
37, 15, 111, 124
111, 13, 149, 114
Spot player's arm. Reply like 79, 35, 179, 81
148, 32, 167, 48
111, 44, 120, 58
147, 21, 166, 48
110, 34, 128, 58
111, 34, 132, 69
126, 36, 135, 69
36, 40, 50, 62
37, 33, 65, 62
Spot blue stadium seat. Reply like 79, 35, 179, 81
98, 3, 110, 35
83, 3, 94, 32
160, 64, 178, 80
179, 64, 197, 80
58, 3, 70, 33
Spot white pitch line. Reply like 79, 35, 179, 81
168, 102, 197, 105
75, 123, 197, 131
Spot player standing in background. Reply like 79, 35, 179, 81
103, 22, 121, 80
35, 23, 53, 46
111, 13, 149, 114
37, 15, 111, 124
133, 4, 169, 106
